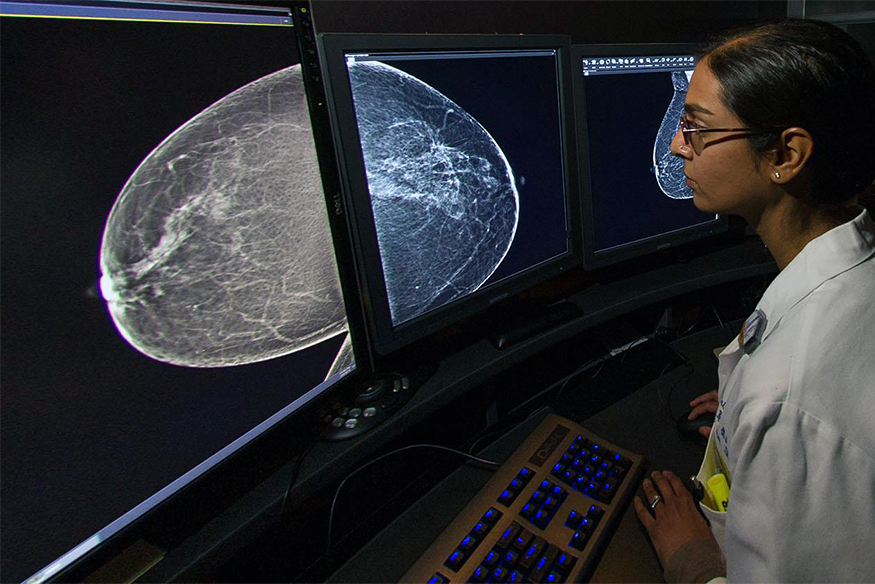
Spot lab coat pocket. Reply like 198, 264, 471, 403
698, 500, 727, 554
696, 427, 730, 553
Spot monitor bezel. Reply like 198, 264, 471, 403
571, 43, 730, 271
318, 33, 583, 356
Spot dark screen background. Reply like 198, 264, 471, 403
582, 69, 716, 252
0, 16, 346, 582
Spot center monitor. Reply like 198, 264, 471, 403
319, 34, 581, 356
571, 44, 729, 269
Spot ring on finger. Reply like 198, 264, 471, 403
649, 494, 662, 510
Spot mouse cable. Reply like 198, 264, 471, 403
325, 444, 501, 561
652, 305, 736, 427
502, 353, 604, 418
551, 332, 656, 405
710, 304, 727, 333
655, 357, 696, 426
652, 337, 699, 426
466, 405, 553, 455
654, 302, 730, 342
469, 335, 654, 455
473, 333, 657, 455
279, 437, 320, 525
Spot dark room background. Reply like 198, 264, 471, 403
8, 1, 853, 582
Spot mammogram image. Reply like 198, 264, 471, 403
347, 61, 518, 325
653, 69, 694, 199
100, 65, 351, 371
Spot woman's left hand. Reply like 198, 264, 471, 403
633, 470, 717, 568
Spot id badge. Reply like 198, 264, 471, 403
738, 308, 767, 355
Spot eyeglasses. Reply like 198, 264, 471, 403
679, 115, 778, 155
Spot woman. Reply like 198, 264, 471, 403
633, 19, 875, 583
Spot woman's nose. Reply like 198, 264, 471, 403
670, 127, 692, 158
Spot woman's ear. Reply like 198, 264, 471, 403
769, 127, 814, 184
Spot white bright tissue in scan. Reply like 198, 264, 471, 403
100, 65, 350, 369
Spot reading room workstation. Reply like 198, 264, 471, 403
2, 1, 872, 583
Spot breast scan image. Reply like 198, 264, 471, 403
347, 61, 519, 325
652, 69, 694, 200
100, 64, 351, 371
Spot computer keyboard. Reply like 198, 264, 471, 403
401, 413, 645, 583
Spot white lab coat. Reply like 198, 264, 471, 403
708, 207, 875, 582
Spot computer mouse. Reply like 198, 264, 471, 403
676, 409, 715, 440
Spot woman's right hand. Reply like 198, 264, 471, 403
688, 390, 718, 438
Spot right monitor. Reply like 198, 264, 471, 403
572, 44, 729, 269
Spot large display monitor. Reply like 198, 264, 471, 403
571, 44, 729, 270
318, 33, 582, 355
0, 2, 361, 582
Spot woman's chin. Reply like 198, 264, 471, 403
691, 190, 719, 215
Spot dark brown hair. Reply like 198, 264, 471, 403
700, 19, 875, 207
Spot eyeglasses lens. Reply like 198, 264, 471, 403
679, 116, 691, 146
679, 116, 701, 154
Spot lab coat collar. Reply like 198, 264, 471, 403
756, 207, 875, 343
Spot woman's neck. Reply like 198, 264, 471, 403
754, 199, 858, 270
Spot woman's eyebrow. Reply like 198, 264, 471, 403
684, 103, 715, 116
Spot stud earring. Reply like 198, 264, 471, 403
774, 172, 781, 179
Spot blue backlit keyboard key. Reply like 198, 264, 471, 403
400, 414, 644, 583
